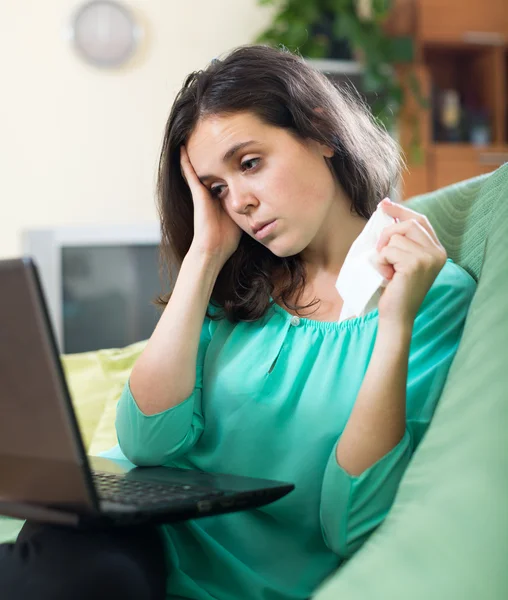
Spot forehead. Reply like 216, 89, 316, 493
186, 112, 274, 166
188, 112, 267, 148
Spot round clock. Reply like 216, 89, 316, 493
69, 1, 142, 68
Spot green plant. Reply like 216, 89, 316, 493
255, 0, 428, 161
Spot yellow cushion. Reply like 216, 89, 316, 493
0, 340, 146, 543
63, 340, 147, 455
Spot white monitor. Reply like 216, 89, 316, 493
22, 223, 168, 354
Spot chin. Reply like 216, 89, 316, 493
264, 239, 305, 258
269, 249, 293, 258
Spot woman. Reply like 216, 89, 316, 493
0, 45, 475, 600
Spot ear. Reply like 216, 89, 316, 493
312, 107, 334, 158
319, 143, 334, 158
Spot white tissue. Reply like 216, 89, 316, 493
336, 203, 396, 322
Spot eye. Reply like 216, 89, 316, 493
209, 158, 261, 199
210, 185, 226, 199
241, 157, 260, 172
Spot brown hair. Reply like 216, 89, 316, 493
155, 44, 401, 322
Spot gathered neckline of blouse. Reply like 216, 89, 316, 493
269, 301, 379, 332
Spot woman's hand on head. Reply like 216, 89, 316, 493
374, 198, 447, 327
180, 146, 242, 265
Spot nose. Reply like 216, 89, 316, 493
228, 181, 259, 215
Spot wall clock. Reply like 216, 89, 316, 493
69, 1, 142, 68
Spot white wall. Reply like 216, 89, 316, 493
0, 1, 274, 258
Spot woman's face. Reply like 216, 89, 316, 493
186, 111, 342, 258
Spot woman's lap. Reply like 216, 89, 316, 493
0, 520, 168, 600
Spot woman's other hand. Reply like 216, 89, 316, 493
375, 198, 447, 327
180, 146, 242, 265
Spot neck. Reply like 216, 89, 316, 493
301, 194, 368, 280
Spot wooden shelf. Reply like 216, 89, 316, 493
428, 144, 508, 189
431, 143, 508, 152
398, 0, 508, 198
417, 0, 507, 45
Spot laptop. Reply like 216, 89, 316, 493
0, 257, 294, 528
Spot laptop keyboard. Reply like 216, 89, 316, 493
93, 471, 225, 507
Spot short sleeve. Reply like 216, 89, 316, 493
320, 260, 476, 558
114, 315, 213, 467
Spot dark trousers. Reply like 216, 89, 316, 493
0, 520, 168, 600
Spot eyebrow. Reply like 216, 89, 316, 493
198, 140, 260, 183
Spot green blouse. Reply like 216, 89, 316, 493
103, 259, 476, 600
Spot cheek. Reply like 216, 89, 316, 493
221, 200, 237, 221
221, 199, 249, 232
265, 165, 306, 208
277, 169, 330, 218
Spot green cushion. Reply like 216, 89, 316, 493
405, 171, 494, 282
2, 164, 507, 600
314, 164, 508, 599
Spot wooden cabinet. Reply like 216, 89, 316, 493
418, 0, 507, 44
401, 163, 430, 199
423, 45, 505, 144
399, 1, 508, 199
429, 145, 508, 189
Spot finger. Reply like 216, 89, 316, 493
376, 244, 414, 272
381, 224, 447, 268
180, 146, 203, 194
377, 219, 435, 252
378, 237, 443, 279
384, 232, 420, 254
379, 199, 440, 245
375, 260, 395, 280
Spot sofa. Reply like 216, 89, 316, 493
1, 164, 507, 599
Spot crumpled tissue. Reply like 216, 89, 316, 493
336, 202, 396, 322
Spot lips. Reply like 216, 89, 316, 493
252, 220, 277, 241
252, 220, 275, 235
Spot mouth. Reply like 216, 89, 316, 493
253, 220, 277, 240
